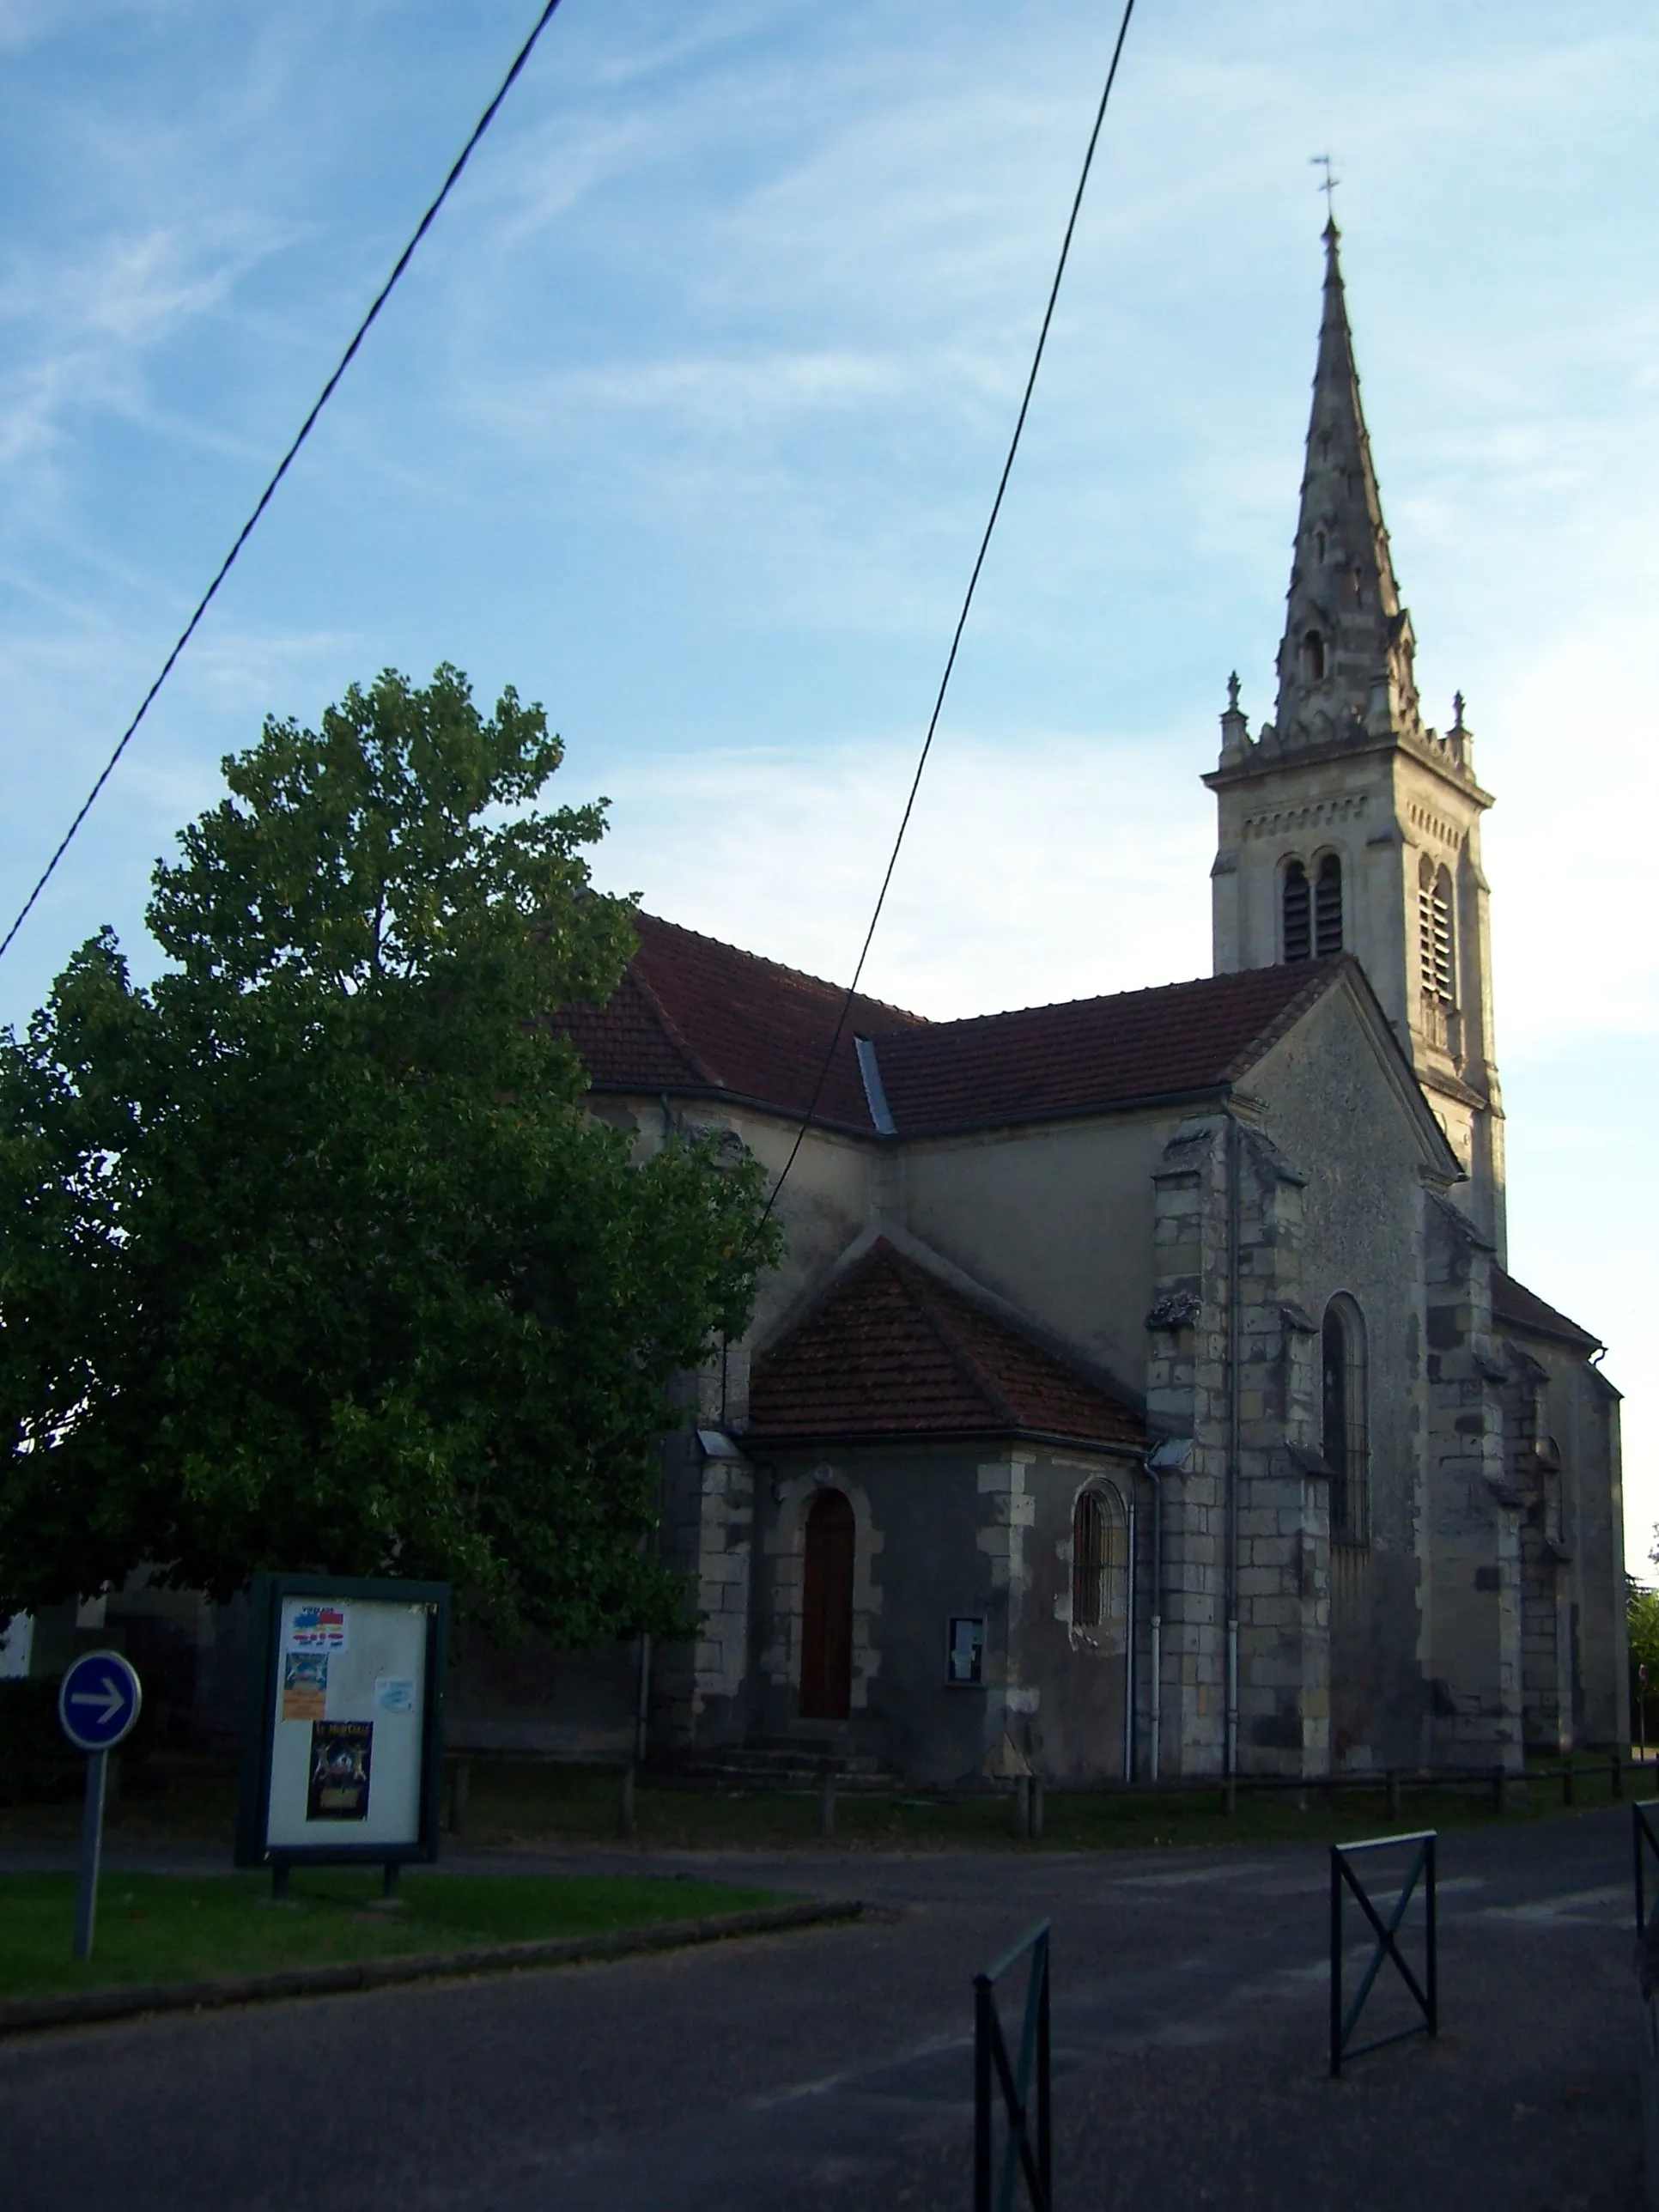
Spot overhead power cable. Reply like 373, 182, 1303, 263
0, 0, 568, 969
757, 0, 1139, 1229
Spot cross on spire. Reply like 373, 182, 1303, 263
1310, 153, 1340, 228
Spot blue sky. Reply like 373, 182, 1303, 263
2, 1, 1655, 1553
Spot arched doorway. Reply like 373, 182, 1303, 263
799, 1488, 855, 1720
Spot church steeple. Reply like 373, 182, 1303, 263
1273, 220, 1422, 750
1203, 220, 1507, 1259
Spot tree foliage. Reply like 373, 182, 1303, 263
1631, 1574, 1659, 1733
0, 666, 776, 1643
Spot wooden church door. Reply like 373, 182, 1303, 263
799, 1488, 854, 1719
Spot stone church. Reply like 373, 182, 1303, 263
41, 222, 1620, 1783
489, 217, 1626, 1788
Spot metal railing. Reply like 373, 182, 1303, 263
1554, 1753, 1627, 1807
1634, 1801, 1659, 1935
1330, 1830, 1437, 2078
974, 1920, 1052, 2212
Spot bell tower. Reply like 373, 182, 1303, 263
1204, 221, 1505, 1257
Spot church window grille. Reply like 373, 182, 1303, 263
1314, 854, 1343, 955
1315, 529, 1327, 562
1283, 860, 1311, 962
1322, 1297, 1369, 1546
1073, 1484, 1129, 1638
1417, 857, 1455, 1002
1302, 629, 1326, 682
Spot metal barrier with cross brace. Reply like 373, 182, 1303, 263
1633, 1800, 1659, 1936
1329, 1829, 1437, 2078
974, 1920, 1051, 2212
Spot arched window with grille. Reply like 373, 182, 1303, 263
1314, 853, 1343, 955
1302, 629, 1326, 682
1072, 1483, 1129, 1644
1283, 860, 1311, 962
1322, 1297, 1369, 1547
1417, 855, 1455, 1004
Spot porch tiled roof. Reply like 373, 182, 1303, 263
745, 1239, 1145, 1451
562, 912, 1345, 1136
1492, 1267, 1601, 1352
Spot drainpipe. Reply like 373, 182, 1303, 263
635, 1632, 652, 1765
1123, 1492, 1137, 1784
1142, 1452, 1164, 1784
1225, 1107, 1243, 1788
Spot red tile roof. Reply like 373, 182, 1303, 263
1492, 1267, 1601, 1352
560, 912, 926, 1133
872, 961, 1343, 1135
562, 913, 1346, 1136
746, 1239, 1145, 1451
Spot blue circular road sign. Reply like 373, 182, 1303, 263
58, 1650, 143, 1753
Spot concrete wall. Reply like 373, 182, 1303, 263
896, 1107, 1178, 1395
1497, 1327, 1628, 1752
726, 1441, 1141, 1788
1249, 978, 1439, 1770
447, 1626, 640, 1760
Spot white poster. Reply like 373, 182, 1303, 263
266, 1597, 430, 1850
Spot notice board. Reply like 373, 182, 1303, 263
235, 1573, 449, 1869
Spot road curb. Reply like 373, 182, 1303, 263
0, 1896, 863, 2037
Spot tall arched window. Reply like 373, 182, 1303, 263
1322, 1297, 1369, 1547
1417, 855, 1455, 1003
1283, 860, 1311, 963
1072, 1484, 1129, 1642
1302, 629, 1326, 682
1314, 853, 1343, 955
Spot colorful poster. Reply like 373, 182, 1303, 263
307, 1721, 373, 1820
281, 1651, 328, 1722
285, 1602, 349, 1655
374, 1676, 416, 1715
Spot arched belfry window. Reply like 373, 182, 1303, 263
1322, 1297, 1369, 1546
1418, 855, 1455, 1003
1073, 1483, 1129, 1643
1302, 629, 1326, 682
1314, 854, 1343, 956
1283, 860, 1311, 963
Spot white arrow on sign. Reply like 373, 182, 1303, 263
70, 1678, 126, 1726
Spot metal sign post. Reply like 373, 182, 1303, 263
57, 1649, 143, 1961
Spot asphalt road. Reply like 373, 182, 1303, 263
0, 1808, 1641, 2210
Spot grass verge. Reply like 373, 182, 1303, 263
0, 1869, 787, 2002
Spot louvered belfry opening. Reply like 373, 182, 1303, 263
799, 1486, 855, 1720
1314, 854, 1343, 955
1283, 860, 1312, 961
1418, 855, 1455, 1003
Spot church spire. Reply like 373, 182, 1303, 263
1271, 221, 1422, 748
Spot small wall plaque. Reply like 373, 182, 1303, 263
946, 1615, 986, 1687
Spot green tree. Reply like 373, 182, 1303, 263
1632, 1573, 1659, 1750
0, 666, 775, 1644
